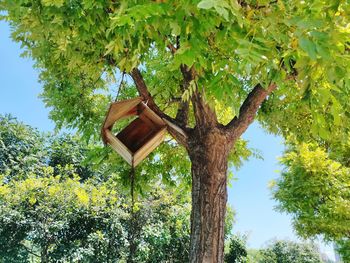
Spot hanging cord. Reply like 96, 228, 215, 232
130, 166, 135, 214
115, 70, 126, 102
128, 166, 137, 263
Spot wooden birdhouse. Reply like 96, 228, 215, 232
101, 97, 167, 167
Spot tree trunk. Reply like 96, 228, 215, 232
188, 129, 230, 263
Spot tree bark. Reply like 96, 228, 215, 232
188, 128, 231, 263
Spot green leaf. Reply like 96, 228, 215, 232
215, 6, 229, 20
197, 0, 215, 9
299, 37, 317, 60
315, 44, 330, 60
170, 22, 181, 36
197, 0, 230, 20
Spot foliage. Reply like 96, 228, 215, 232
0, 114, 46, 180
0, 170, 126, 262
257, 240, 322, 263
0, 114, 99, 182
2, 1, 350, 261
0, 116, 195, 262
274, 142, 350, 239
225, 234, 248, 263
224, 238, 322, 263
131, 187, 191, 263
1, 0, 349, 154
47, 134, 97, 180
272, 141, 350, 260
0, 170, 194, 262
335, 239, 350, 262
224, 205, 236, 239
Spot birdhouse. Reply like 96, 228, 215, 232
101, 97, 167, 167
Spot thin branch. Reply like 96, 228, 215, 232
130, 68, 189, 148
167, 42, 177, 54
172, 65, 196, 128
115, 70, 125, 101
130, 68, 167, 118
22, 244, 40, 258
165, 37, 191, 127
225, 83, 277, 142
145, 36, 190, 128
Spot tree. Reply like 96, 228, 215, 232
0, 171, 125, 262
0, 114, 46, 180
257, 240, 322, 263
0, 114, 97, 182
47, 134, 97, 180
272, 141, 350, 261
2, 1, 350, 262
225, 234, 248, 263
335, 239, 350, 262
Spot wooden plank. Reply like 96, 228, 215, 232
162, 118, 187, 139
105, 129, 133, 165
116, 117, 157, 153
139, 111, 158, 128
133, 127, 166, 166
103, 97, 142, 129
134, 127, 166, 166
138, 102, 166, 128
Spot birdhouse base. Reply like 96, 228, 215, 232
105, 126, 166, 167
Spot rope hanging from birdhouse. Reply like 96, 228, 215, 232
113, 70, 136, 213
115, 70, 126, 102
130, 166, 135, 213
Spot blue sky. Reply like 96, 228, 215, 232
0, 20, 335, 259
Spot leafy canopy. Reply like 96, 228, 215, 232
272, 140, 350, 261
1, 1, 350, 259
224, 237, 322, 263
257, 240, 322, 263
1, 0, 349, 142
0, 114, 46, 179
224, 234, 248, 263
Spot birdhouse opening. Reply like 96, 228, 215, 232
116, 117, 158, 153
102, 97, 167, 167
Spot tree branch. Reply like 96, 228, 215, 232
22, 244, 40, 258
130, 68, 189, 148
175, 99, 189, 128
179, 65, 218, 129
191, 89, 218, 129
171, 64, 196, 128
164, 38, 192, 128
167, 42, 177, 54
225, 83, 277, 142
164, 39, 191, 127
130, 68, 165, 118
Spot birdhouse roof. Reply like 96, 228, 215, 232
102, 97, 143, 131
